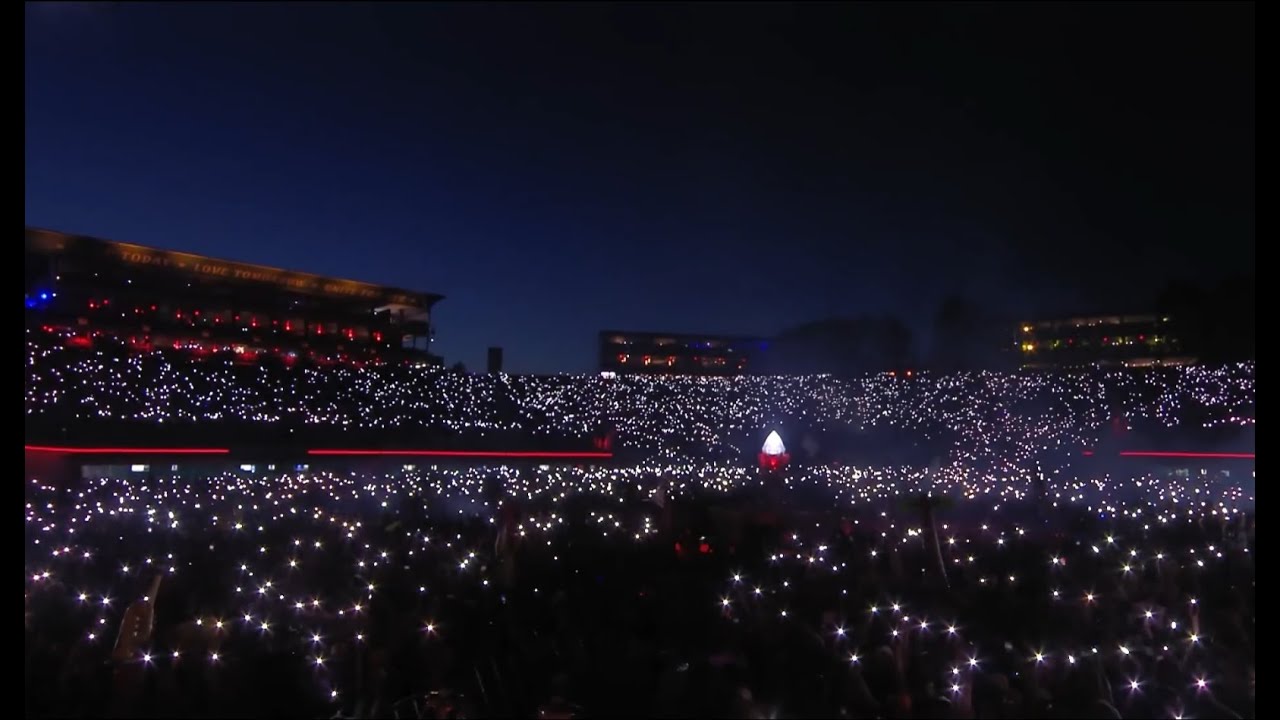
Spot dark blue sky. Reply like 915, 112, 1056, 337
26, 3, 1254, 373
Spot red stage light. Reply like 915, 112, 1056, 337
25, 445, 230, 455
1119, 451, 1254, 459
1082, 449, 1253, 459
305, 449, 613, 458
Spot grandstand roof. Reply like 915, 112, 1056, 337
26, 227, 443, 309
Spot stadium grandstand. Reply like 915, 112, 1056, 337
25, 227, 443, 366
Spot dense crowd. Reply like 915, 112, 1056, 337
24, 329, 1255, 718
25, 329, 1255, 465
25, 465, 1253, 718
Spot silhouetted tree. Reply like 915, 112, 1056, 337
929, 294, 1019, 372
764, 315, 915, 375
931, 295, 980, 372
1156, 275, 1255, 362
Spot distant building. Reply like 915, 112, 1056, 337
25, 227, 443, 363
1014, 314, 1193, 367
599, 330, 770, 375
487, 347, 504, 374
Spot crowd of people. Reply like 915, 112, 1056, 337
25, 328, 1255, 463
24, 466, 1253, 718
24, 328, 1255, 718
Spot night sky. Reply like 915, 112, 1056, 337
25, 2, 1254, 373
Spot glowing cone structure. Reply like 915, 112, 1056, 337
758, 431, 790, 472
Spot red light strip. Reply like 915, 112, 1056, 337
1082, 449, 1253, 460
24, 445, 609, 459
25, 445, 230, 455
1119, 451, 1254, 459
307, 449, 613, 459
